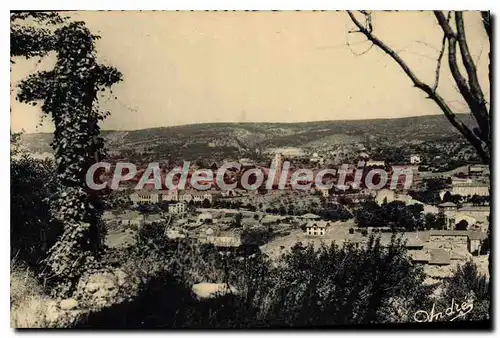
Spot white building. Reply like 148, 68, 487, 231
274, 153, 283, 173
180, 191, 213, 203
305, 222, 327, 236
410, 154, 422, 164
437, 202, 458, 229
469, 164, 489, 177
366, 160, 385, 167
160, 189, 179, 202
451, 177, 473, 185
131, 189, 184, 205
456, 206, 490, 225
440, 184, 489, 198
317, 187, 329, 197
269, 147, 305, 158
168, 202, 186, 215
130, 190, 159, 204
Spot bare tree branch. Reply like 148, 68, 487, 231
347, 10, 489, 164
455, 12, 487, 103
432, 34, 446, 92
414, 40, 440, 52
346, 32, 374, 56
455, 12, 490, 134
434, 11, 490, 150
347, 10, 491, 312
481, 11, 491, 41
434, 12, 476, 108
398, 49, 441, 62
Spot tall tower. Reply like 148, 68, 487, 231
274, 153, 283, 174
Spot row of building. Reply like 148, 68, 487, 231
130, 189, 214, 205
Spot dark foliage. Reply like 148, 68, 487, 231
11, 155, 62, 270
77, 234, 434, 328
355, 201, 424, 231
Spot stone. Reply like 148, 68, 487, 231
76, 271, 120, 308
191, 283, 238, 300
115, 269, 128, 287
59, 298, 79, 310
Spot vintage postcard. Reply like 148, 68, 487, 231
10, 10, 491, 329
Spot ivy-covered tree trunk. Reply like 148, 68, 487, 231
16, 20, 122, 294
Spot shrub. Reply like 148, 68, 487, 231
262, 235, 434, 325
241, 228, 275, 247
439, 260, 490, 321
137, 222, 166, 247
11, 156, 62, 270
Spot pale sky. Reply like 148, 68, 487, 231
10, 11, 490, 133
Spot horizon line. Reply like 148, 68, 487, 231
20, 112, 469, 135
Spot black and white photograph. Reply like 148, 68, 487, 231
9, 8, 492, 329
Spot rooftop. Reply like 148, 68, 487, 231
411, 250, 430, 262
429, 230, 487, 241
306, 222, 327, 229
438, 202, 457, 207
458, 206, 490, 212
452, 183, 489, 187
428, 249, 451, 265
299, 213, 321, 220
467, 231, 488, 241
430, 230, 468, 237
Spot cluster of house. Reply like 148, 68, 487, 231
297, 212, 487, 281
165, 212, 243, 248
439, 175, 489, 198
436, 202, 489, 231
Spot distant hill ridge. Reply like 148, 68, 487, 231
20, 114, 473, 156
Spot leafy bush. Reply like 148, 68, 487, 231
137, 222, 166, 247
355, 201, 424, 231
11, 156, 62, 270
241, 227, 275, 247
438, 260, 490, 321
259, 235, 434, 326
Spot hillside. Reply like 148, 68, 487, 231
19, 114, 473, 159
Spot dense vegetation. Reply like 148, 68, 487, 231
75, 232, 490, 328
11, 153, 62, 270
355, 200, 424, 231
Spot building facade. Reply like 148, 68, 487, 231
410, 154, 422, 164
305, 222, 326, 236
168, 202, 186, 215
